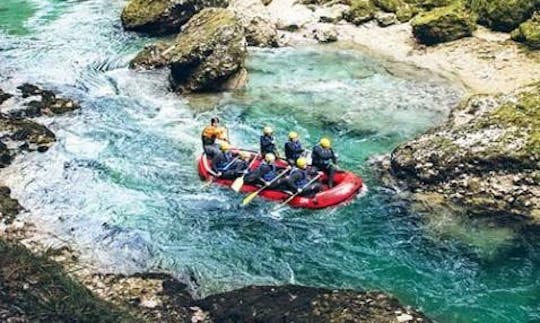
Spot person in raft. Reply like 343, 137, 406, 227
201, 117, 228, 158
311, 137, 338, 188
260, 126, 279, 157
286, 157, 322, 197
284, 131, 305, 166
245, 153, 288, 189
211, 142, 249, 180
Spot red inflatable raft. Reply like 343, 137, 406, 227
197, 150, 364, 209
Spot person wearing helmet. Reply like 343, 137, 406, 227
211, 142, 245, 179
201, 117, 228, 158
260, 126, 279, 157
284, 131, 305, 166
312, 137, 338, 187
286, 157, 322, 197
245, 153, 288, 188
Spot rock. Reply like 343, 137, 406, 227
229, 0, 278, 47
130, 42, 174, 69
373, 0, 403, 12
9, 83, 80, 118
316, 4, 349, 23
405, 0, 452, 10
312, 24, 338, 42
121, 0, 229, 35
391, 83, 540, 224
411, 2, 476, 45
511, 14, 540, 50
0, 88, 13, 105
344, 0, 376, 25
397, 313, 414, 322
195, 285, 431, 322
0, 114, 56, 154
168, 8, 247, 93
468, 0, 540, 32
261, 0, 272, 5
0, 186, 23, 225
376, 12, 399, 26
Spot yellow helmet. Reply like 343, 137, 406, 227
296, 157, 308, 169
288, 131, 298, 139
263, 126, 273, 135
320, 137, 331, 148
264, 153, 276, 163
219, 142, 230, 151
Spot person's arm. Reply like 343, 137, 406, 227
330, 148, 337, 164
284, 142, 292, 160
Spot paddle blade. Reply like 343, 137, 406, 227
242, 191, 258, 206
231, 176, 244, 192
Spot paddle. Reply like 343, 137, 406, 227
231, 153, 259, 192
272, 174, 322, 211
241, 166, 291, 206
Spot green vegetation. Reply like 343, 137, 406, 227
0, 239, 135, 322
511, 14, 540, 50
467, 0, 540, 32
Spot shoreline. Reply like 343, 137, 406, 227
265, 0, 540, 95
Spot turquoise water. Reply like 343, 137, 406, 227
1, 1, 539, 322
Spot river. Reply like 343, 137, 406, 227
1, 0, 539, 322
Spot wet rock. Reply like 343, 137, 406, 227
468, 0, 539, 32
405, 0, 452, 10
0, 114, 56, 156
121, 0, 229, 35
0, 186, 23, 225
0, 88, 13, 105
312, 24, 338, 42
411, 2, 476, 45
230, 0, 278, 47
9, 83, 80, 118
390, 83, 540, 224
344, 0, 376, 25
511, 13, 540, 50
168, 8, 247, 93
196, 285, 430, 322
129, 42, 174, 69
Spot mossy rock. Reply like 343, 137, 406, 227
129, 42, 173, 69
467, 0, 539, 32
372, 0, 403, 12
411, 2, 476, 45
404, 0, 453, 10
121, 0, 229, 35
511, 14, 540, 50
169, 8, 247, 93
344, 0, 377, 24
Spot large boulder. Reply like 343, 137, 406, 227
344, 0, 377, 25
411, 2, 475, 45
129, 42, 174, 69
468, 0, 540, 32
511, 14, 540, 50
121, 0, 229, 35
391, 83, 540, 223
0, 88, 13, 105
229, 0, 278, 47
168, 8, 247, 93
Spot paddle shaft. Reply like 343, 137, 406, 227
275, 174, 322, 209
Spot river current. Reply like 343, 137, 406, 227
1, 0, 539, 322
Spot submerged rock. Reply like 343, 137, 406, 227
391, 83, 540, 224
468, 0, 539, 32
121, 0, 229, 35
168, 8, 247, 93
511, 14, 540, 50
411, 2, 475, 45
